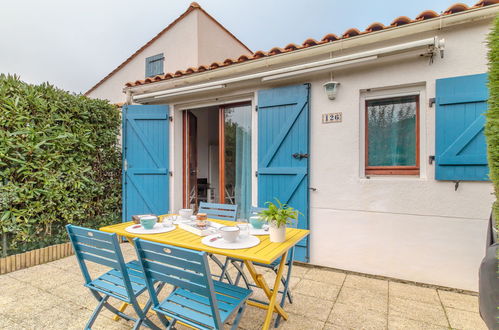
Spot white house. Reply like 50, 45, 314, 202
119, 1, 499, 291
85, 2, 251, 104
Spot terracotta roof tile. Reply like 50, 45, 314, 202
444, 3, 470, 14
125, 0, 498, 88
284, 43, 300, 51
390, 16, 413, 26
342, 28, 361, 38
415, 10, 439, 20
365, 22, 385, 32
321, 33, 340, 42
302, 38, 320, 47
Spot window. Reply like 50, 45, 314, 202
145, 53, 164, 77
365, 95, 419, 175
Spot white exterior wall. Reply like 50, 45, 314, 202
144, 18, 494, 291
86, 10, 250, 104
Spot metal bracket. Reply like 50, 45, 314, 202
309, 187, 317, 192
429, 98, 436, 107
255, 171, 258, 177
169, 116, 173, 122
169, 171, 173, 177
429, 155, 435, 165
292, 153, 309, 160
255, 106, 258, 112
454, 180, 460, 191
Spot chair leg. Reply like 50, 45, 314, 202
219, 257, 231, 282
85, 294, 109, 330
209, 254, 233, 284
231, 304, 247, 330
89, 290, 136, 322
231, 260, 250, 288
156, 313, 171, 329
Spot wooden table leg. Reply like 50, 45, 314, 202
244, 251, 289, 330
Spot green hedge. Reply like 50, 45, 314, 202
486, 16, 499, 226
0, 75, 121, 256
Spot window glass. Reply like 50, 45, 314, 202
367, 96, 417, 167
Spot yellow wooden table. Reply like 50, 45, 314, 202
100, 218, 309, 330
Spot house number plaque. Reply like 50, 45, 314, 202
322, 112, 342, 123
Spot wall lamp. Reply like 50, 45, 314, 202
323, 81, 340, 100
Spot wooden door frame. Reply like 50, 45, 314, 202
182, 101, 252, 208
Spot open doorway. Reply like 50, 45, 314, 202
183, 102, 252, 219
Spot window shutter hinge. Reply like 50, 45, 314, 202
429, 155, 435, 165
429, 98, 436, 107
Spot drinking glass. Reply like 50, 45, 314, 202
237, 223, 250, 240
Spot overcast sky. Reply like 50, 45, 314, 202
0, 0, 478, 94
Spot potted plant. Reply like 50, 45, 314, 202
259, 199, 300, 243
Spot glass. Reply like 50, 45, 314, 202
224, 104, 252, 219
237, 223, 250, 240
367, 96, 417, 167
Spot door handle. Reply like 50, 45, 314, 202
292, 153, 309, 160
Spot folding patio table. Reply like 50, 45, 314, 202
100, 218, 309, 330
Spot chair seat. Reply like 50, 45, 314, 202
85, 260, 148, 302
154, 280, 252, 329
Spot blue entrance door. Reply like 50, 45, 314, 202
257, 84, 310, 262
122, 105, 170, 222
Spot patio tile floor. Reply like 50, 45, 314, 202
0, 244, 486, 329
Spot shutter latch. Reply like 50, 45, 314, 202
429, 155, 435, 165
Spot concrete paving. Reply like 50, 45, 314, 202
0, 243, 486, 329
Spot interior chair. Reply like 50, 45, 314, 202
66, 224, 163, 330
134, 238, 252, 330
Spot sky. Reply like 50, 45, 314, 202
0, 0, 479, 94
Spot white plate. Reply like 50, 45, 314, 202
125, 223, 176, 234
249, 224, 269, 236
201, 234, 260, 250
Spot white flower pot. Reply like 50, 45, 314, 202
269, 222, 286, 243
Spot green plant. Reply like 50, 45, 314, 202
0, 74, 121, 256
486, 15, 499, 229
258, 198, 301, 228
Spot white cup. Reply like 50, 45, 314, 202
179, 209, 193, 219
219, 226, 240, 243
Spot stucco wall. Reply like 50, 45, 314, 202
153, 19, 493, 291
86, 10, 250, 104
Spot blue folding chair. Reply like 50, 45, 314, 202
66, 225, 162, 330
134, 238, 252, 330
230, 206, 296, 328
198, 202, 238, 283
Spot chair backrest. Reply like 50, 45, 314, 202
134, 238, 223, 328
198, 202, 238, 221
66, 225, 132, 297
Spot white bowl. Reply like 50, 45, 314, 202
219, 226, 240, 243
179, 209, 193, 219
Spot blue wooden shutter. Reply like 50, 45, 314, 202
145, 53, 164, 77
258, 84, 310, 262
435, 73, 489, 181
122, 105, 169, 222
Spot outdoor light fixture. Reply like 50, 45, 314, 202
323, 81, 340, 100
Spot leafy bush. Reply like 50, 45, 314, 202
0, 75, 121, 256
486, 16, 499, 227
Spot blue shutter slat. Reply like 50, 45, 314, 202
145, 53, 164, 77
435, 73, 489, 181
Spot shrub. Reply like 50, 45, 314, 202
0, 75, 121, 256
486, 16, 499, 227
